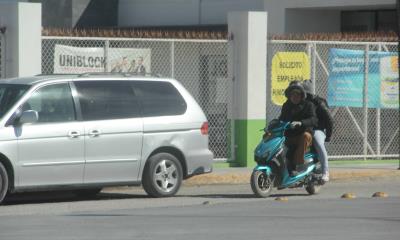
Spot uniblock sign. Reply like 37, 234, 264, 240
54, 45, 151, 74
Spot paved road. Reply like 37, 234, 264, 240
0, 178, 399, 239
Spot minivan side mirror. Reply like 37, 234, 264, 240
19, 110, 39, 124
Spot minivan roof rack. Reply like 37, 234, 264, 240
35, 73, 78, 76
77, 72, 162, 78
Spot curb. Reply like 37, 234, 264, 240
183, 168, 400, 186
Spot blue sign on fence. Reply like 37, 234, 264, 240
327, 48, 396, 108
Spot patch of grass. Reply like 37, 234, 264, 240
329, 159, 399, 165
213, 159, 400, 168
212, 161, 241, 168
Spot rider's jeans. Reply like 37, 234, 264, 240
313, 130, 329, 174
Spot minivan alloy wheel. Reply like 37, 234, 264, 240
0, 163, 9, 204
142, 152, 183, 197
153, 159, 178, 193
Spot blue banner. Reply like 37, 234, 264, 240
327, 48, 397, 108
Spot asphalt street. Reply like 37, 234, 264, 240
0, 178, 399, 240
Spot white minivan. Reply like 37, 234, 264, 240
0, 74, 213, 204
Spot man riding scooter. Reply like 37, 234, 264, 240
279, 81, 318, 176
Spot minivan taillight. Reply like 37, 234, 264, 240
201, 122, 209, 135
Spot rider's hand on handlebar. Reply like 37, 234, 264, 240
290, 121, 302, 129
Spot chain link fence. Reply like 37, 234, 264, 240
0, 32, 4, 79
267, 40, 399, 160
41, 36, 398, 161
42, 36, 230, 160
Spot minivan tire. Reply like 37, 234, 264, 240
0, 163, 9, 204
142, 153, 183, 198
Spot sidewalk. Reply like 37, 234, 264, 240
184, 162, 400, 186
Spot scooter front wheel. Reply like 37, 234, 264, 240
251, 170, 274, 198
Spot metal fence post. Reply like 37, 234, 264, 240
307, 43, 316, 93
104, 39, 110, 72
377, 44, 382, 158
0, 34, 2, 78
363, 44, 369, 161
228, 36, 235, 163
307, 42, 312, 82
398, 42, 400, 170
171, 40, 175, 78
312, 43, 317, 93
0, 32, 5, 78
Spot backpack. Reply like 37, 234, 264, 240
311, 95, 334, 139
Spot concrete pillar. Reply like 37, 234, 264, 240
0, 2, 42, 78
228, 11, 267, 167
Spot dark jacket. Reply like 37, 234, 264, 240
279, 100, 318, 137
306, 94, 334, 139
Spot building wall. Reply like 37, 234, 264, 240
72, 0, 118, 28
118, 0, 396, 34
197, 0, 264, 25
23, 0, 118, 28
264, 0, 396, 34
285, 9, 341, 33
0, 3, 19, 77
118, 0, 263, 27
28, 0, 72, 28
0, 2, 41, 77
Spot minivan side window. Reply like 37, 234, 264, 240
75, 81, 140, 121
22, 83, 76, 123
0, 84, 30, 119
132, 81, 187, 117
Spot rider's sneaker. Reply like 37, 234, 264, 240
295, 164, 307, 172
289, 164, 307, 177
322, 172, 330, 182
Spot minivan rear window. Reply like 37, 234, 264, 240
75, 81, 141, 121
132, 81, 187, 117
0, 84, 30, 118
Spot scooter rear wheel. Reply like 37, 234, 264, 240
251, 170, 274, 198
305, 182, 321, 195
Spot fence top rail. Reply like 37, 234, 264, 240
42, 36, 228, 43
270, 39, 398, 46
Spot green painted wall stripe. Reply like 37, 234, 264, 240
234, 119, 266, 167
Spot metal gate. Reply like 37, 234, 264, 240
267, 40, 399, 160
42, 36, 231, 161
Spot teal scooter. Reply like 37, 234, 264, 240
250, 120, 323, 198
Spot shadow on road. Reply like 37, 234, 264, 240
4, 190, 312, 205
179, 192, 309, 199
3, 191, 148, 205
270, 193, 310, 197
179, 193, 256, 199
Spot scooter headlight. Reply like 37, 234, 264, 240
262, 132, 272, 141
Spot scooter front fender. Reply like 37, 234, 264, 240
253, 165, 273, 175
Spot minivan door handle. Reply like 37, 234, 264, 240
88, 130, 101, 137
68, 131, 81, 138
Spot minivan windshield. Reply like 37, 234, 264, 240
0, 84, 30, 118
